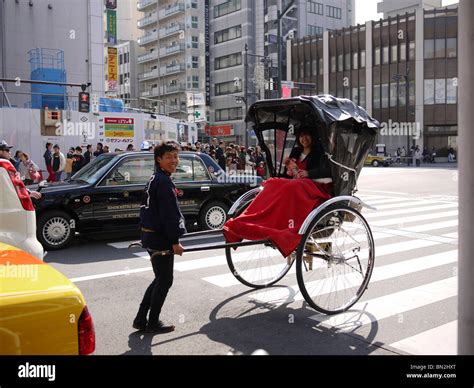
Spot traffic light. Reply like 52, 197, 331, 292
78, 92, 90, 113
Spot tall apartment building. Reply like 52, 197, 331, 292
136, 0, 207, 122
208, 0, 355, 145
0, 0, 104, 109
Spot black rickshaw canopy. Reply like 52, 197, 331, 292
245, 95, 381, 196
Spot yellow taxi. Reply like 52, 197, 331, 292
364, 144, 394, 167
0, 242, 95, 355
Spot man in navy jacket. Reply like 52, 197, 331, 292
133, 142, 186, 334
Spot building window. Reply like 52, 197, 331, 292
191, 16, 198, 29
119, 54, 123, 65
424, 79, 435, 105
373, 84, 380, 109
382, 46, 389, 64
352, 87, 359, 104
399, 80, 406, 106
187, 75, 199, 89
319, 57, 323, 74
353, 52, 358, 70
434, 38, 446, 58
191, 1, 198, 8
192, 56, 199, 68
312, 59, 317, 76
215, 25, 242, 44
447, 78, 458, 104
330, 56, 336, 73
359, 86, 366, 108
381, 83, 389, 108
435, 78, 446, 104
300, 61, 304, 78
400, 43, 406, 61
360, 50, 366, 68
345, 53, 351, 71
214, 0, 241, 18
192, 36, 199, 48
308, 1, 323, 15
338, 54, 343, 72
391, 45, 398, 63
215, 107, 243, 122
374, 47, 380, 66
446, 38, 457, 58
409, 41, 415, 60
215, 80, 241, 96
390, 83, 397, 107
306, 60, 311, 77
326, 5, 341, 19
308, 25, 323, 36
215, 52, 242, 70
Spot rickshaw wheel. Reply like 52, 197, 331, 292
226, 244, 295, 289
296, 205, 375, 314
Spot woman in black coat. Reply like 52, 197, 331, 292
285, 128, 332, 182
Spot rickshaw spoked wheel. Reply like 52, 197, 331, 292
296, 205, 375, 314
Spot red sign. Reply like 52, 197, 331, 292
205, 124, 233, 136
104, 117, 134, 125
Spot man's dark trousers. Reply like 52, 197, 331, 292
135, 250, 174, 327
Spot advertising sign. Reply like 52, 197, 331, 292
205, 124, 233, 137
107, 47, 118, 92
107, 10, 117, 45
104, 117, 134, 140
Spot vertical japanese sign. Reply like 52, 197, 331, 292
107, 47, 118, 92
107, 10, 117, 45
204, 0, 210, 106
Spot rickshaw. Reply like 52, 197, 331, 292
131, 95, 380, 315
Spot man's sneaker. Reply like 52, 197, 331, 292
145, 321, 175, 334
132, 320, 147, 331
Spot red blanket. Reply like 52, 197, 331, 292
223, 178, 333, 258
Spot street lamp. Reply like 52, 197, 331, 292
243, 44, 273, 148
393, 69, 411, 162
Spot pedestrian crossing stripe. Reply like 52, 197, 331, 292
388, 320, 457, 355
364, 203, 457, 219
308, 276, 457, 331
371, 210, 458, 227
246, 250, 457, 303
203, 249, 457, 289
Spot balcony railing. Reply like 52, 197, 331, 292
137, 51, 159, 64
160, 63, 186, 76
159, 23, 185, 38
137, 31, 158, 46
138, 69, 159, 81
158, 3, 185, 20
137, 0, 157, 11
160, 83, 186, 95
159, 43, 185, 58
137, 12, 158, 28
141, 88, 159, 97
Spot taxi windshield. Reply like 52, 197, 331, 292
70, 154, 118, 185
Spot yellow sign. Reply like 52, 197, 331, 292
107, 47, 118, 91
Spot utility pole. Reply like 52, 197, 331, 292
244, 43, 249, 148
458, 0, 474, 355
277, 0, 295, 98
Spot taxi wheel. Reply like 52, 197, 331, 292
198, 201, 229, 230
371, 160, 379, 167
38, 210, 75, 250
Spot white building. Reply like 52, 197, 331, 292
377, 0, 442, 18
0, 0, 104, 109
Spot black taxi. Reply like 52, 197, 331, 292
33, 152, 261, 250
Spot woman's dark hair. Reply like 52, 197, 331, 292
154, 142, 179, 161
46, 142, 52, 149
295, 128, 315, 148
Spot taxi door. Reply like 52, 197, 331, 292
91, 155, 155, 227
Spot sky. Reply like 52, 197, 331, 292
355, 0, 459, 25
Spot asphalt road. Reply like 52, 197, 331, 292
45, 165, 459, 355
